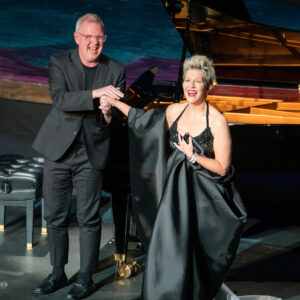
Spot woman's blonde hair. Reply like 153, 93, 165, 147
183, 55, 215, 88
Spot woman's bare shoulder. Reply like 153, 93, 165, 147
167, 103, 186, 117
166, 103, 186, 128
208, 103, 228, 128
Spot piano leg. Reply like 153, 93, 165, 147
112, 191, 130, 274
112, 191, 130, 255
112, 192, 141, 278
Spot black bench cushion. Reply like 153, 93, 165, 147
0, 155, 44, 201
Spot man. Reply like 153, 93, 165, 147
33, 13, 125, 299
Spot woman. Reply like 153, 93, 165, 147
100, 55, 247, 299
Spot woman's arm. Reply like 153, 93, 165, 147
99, 95, 132, 117
210, 114, 232, 175
174, 114, 231, 176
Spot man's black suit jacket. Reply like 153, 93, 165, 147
33, 48, 126, 169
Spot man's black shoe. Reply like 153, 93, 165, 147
65, 279, 96, 300
34, 273, 68, 295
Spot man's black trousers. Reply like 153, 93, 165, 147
43, 144, 103, 273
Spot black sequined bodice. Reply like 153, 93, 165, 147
169, 103, 214, 158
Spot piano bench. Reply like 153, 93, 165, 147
0, 154, 47, 249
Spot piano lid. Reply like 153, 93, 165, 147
186, 0, 300, 32
167, 0, 300, 70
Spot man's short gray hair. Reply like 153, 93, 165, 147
183, 55, 216, 88
75, 13, 104, 32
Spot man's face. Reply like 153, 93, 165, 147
74, 21, 105, 67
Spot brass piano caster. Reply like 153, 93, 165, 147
114, 253, 140, 279
114, 253, 126, 266
118, 259, 139, 278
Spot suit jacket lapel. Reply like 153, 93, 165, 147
70, 48, 85, 90
93, 54, 109, 89
70, 50, 109, 90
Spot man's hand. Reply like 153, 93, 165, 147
100, 95, 130, 117
93, 85, 124, 100
99, 99, 113, 115
99, 95, 118, 107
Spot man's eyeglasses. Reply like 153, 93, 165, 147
77, 32, 107, 42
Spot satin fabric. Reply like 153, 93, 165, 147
128, 108, 247, 300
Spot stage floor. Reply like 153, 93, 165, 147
0, 203, 143, 300
1, 133, 300, 300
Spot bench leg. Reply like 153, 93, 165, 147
0, 203, 5, 231
41, 198, 47, 235
26, 200, 34, 249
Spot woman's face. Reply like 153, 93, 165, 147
182, 69, 207, 104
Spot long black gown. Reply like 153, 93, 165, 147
127, 103, 247, 300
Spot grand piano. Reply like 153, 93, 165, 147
153, 0, 300, 120
112, 0, 300, 274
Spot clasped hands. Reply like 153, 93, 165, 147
93, 85, 123, 115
